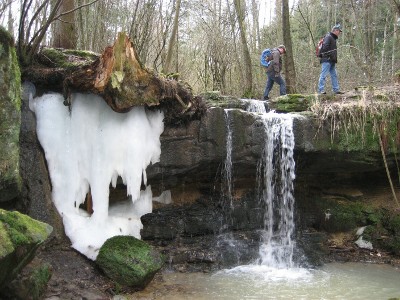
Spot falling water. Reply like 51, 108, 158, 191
223, 109, 234, 208
243, 100, 296, 269
241, 98, 267, 113
256, 112, 296, 268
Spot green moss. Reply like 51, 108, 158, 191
0, 210, 52, 290
199, 91, 246, 109
29, 263, 52, 300
334, 120, 379, 152
269, 94, 315, 112
313, 105, 400, 152
62, 49, 98, 61
0, 222, 14, 257
356, 209, 400, 255
0, 26, 21, 198
385, 213, 400, 235
0, 209, 53, 251
329, 202, 367, 231
313, 197, 371, 232
40, 48, 96, 68
96, 235, 164, 288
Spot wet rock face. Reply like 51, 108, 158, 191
141, 193, 265, 271
143, 101, 399, 270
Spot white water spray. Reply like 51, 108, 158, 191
257, 112, 296, 268
244, 100, 296, 269
242, 99, 267, 114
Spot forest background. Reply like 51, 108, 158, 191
1, 0, 400, 100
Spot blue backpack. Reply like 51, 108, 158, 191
260, 48, 273, 67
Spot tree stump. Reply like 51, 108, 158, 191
22, 32, 205, 125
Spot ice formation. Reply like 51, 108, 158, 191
30, 92, 164, 260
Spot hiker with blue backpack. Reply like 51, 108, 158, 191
261, 45, 287, 100
317, 24, 344, 95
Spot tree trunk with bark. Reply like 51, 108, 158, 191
233, 0, 253, 96
282, 0, 297, 93
52, 0, 77, 49
164, 0, 181, 74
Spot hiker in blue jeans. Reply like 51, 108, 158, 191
317, 25, 344, 94
263, 45, 287, 100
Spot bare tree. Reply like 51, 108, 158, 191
164, 0, 181, 74
233, 0, 253, 96
52, 0, 76, 49
17, 0, 99, 66
282, 0, 296, 93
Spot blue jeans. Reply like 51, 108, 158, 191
263, 74, 286, 98
318, 62, 340, 93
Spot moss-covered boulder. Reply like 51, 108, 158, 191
2, 262, 52, 300
200, 91, 248, 109
269, 94, 315, 112
96, 236, 164, 289
0, 26, 21, 205
0, 209, 53, 290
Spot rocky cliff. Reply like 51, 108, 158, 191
141, 91, 400, 270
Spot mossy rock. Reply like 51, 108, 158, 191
2, 262, 52, 300
200, 91, 247, 110
38, 47, 98, 69
96, 235, 164, 289
0, 209, 53, 290
0, 26, 21, 204
269, 94, 315, 113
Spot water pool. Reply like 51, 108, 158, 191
131, 262, 400, 300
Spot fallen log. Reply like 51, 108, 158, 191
21, 32, 205, 125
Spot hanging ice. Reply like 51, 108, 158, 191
30, 92, 164, 260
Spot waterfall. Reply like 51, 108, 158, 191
223, 109, 234, 208
241, 98, 267, 114
256, 112, 296, 268
243, 100, 296, 269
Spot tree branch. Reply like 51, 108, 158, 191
54, 0, 100, 19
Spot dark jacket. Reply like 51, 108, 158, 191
320, 32, 338, 63
266, 48, 282, 75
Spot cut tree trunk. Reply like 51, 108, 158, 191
22, 32, 205, 125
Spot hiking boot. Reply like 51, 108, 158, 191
319, 91, 326, 95
263, 96, 269, 100
335, 91, 344, 94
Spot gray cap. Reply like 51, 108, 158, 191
332, 24, 342, 32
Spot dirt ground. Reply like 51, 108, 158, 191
34, 239, 114, 300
